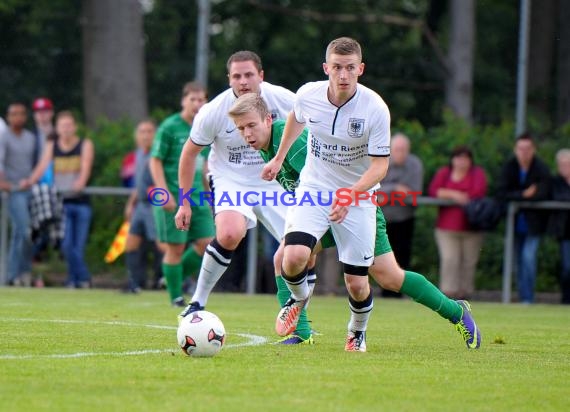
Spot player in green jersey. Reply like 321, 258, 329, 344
228, 92, 481, 350
150, 82, 215, 306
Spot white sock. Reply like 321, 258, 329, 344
282, 269, 310, 301
347, 292, 374, 332
191, 241, 232, 306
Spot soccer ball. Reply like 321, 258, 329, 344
177, 311, 226, 357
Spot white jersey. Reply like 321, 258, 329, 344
294, 81, 391, 194
190, 82, 295, 186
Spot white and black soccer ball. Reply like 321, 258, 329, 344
177, 311, 226, 357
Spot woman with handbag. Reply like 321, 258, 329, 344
428, 145, 487, 300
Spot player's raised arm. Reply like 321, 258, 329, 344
261, 111, 304, 181
175, 139, 203, 230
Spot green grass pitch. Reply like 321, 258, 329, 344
1, 288, 569, 411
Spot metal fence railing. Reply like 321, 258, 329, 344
1, 188, 569, 303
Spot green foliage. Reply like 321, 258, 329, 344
2, 290, 570, 411
82, 118, 137, 277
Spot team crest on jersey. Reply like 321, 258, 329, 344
348, 118, 365, 137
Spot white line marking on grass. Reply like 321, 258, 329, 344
0, 317, 268, 359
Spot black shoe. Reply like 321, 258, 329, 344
177, 301, 204, 322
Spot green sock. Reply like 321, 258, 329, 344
400, 271, 463, 322
182, 247, 203, 279
163, 263, 183, 302
275, 275, 311, 340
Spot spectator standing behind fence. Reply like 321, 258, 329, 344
428, 146, 487, 300
497, 133, 551, 304
31, 98, 55, 263
0, 103, 35, 286
123, 120, 164, 293
380, 133, 423, 298
24, 111, 95, 288
547, 148, 570, 304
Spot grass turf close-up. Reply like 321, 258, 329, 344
0, 288, 569, 411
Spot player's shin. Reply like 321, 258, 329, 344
190, 238, 233, 306
347, 290, 374, 332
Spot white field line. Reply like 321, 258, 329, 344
0, 317, 268, 359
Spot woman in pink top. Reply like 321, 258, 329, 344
428, 145, 487, 299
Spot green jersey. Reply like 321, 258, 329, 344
259, 119, 308, 192
151, 113, 207, 200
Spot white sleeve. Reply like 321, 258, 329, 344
292, 83, 312, 124
189, 105, 217, 146
368, 98, 391, 157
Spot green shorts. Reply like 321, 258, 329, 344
319, 208, 392, 256
153, 205, 215, 244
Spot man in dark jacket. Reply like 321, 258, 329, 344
497, 133, 551, 304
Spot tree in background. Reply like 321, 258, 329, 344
444, 0, 474, 122
81, 0, 148, 127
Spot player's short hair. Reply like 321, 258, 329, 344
228, 93, 269, 120
325, 37, 362, 61
182, 81, 206, 98
555, 148, 570, 163
226, 51, 263, 73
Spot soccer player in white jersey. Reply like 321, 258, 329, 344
175, 51, 315, 344
263, 37, 388, 351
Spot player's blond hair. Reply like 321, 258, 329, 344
325, 37, 362, 61
228, 93, 270, 120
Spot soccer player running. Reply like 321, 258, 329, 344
149, 82, 215, 306
230, 92, 482, 351
261, 37, 481, 351
175, 51, 314, 344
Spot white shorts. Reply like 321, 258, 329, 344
209, 174, 288, 241
285, 192, 376, 266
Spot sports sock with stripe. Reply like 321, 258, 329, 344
348, 291, 373, 332
190, 238, 233, 307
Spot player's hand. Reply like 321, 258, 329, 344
329, 196, 350, 224
175, 205, 192, 231
261, 158, 283, 181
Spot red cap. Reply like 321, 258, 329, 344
32, 97, 54, 111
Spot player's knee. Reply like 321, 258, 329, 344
282, 245, 310, 273
282, 232, 316, 272
345, 277, 370, 300
344, 264, 370, 298
216, 230, 245, 250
